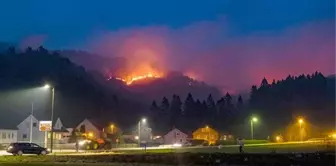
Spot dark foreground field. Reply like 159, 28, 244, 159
0, 152, 335, 166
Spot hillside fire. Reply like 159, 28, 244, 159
115, 73, 162, 85
107, 71, 163, 85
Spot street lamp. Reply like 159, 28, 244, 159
29, 85, 52, 143
138, 118, 146, 147
44, 84, 55, 152
250, 117, 258, 140
298, 118, 304, 141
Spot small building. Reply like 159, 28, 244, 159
0, 129, 17, 145
163, 128, 188, 145
192, 126, 219, 145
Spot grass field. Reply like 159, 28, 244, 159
0, 143, 334, 166
112, 142, 335, 154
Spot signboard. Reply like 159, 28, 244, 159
39, 121, 52, 131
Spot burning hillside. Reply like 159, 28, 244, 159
109, 72, 162, 85
106, 64, 164, 85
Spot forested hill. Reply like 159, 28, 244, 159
249, 73, 335, 129
0, 47, 146, 128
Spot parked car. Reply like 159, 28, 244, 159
6, 143, 49, 155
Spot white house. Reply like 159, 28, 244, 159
75, 119, 102, 139
52, 118, 69, 144
0, 129, 17, 145
17, 115, 45, 146
163, 128, 188, 145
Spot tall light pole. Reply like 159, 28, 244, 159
206, 125, 210, 145
44, 84, 55, 153
298, 118, 304, 141
250, 117, 258, 140
138, 118, 146, 147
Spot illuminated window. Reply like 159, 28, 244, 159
201, 128, 205, 132
197, 135, 200, 139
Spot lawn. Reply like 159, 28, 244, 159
112, 142, 334, 154
0, 143, 334, 165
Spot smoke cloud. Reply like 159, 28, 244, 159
87, 19, 335, 93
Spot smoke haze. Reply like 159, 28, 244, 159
86, 19, 335, 93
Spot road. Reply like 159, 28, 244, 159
0, 141, 333, 156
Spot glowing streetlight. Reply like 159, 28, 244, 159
297, 118, 304, 141
44, 83, 55, 152
138, 118, 147, 146
252, 117, 258, 122
43, 84, 50, 89
250, 116, 258, 140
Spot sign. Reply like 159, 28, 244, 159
39, 121, 52, 131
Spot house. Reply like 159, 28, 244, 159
75, 119, 105, 139
51, 118, 69, 144
0, 129, 17, 145
17, 115, 45, 146
192, 126, 219, 145
163, 128, 188, 145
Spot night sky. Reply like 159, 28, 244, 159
0, 0, 335, 92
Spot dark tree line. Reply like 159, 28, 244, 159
249, 73, 335, 129
149, 92, 245, 132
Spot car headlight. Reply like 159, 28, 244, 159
79, 140, 86, 146
7, 146, 13, 150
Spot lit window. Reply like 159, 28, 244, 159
197, 135, 200, 139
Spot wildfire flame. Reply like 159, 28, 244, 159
107, 70, 163, 85
115, 73, 162, 85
